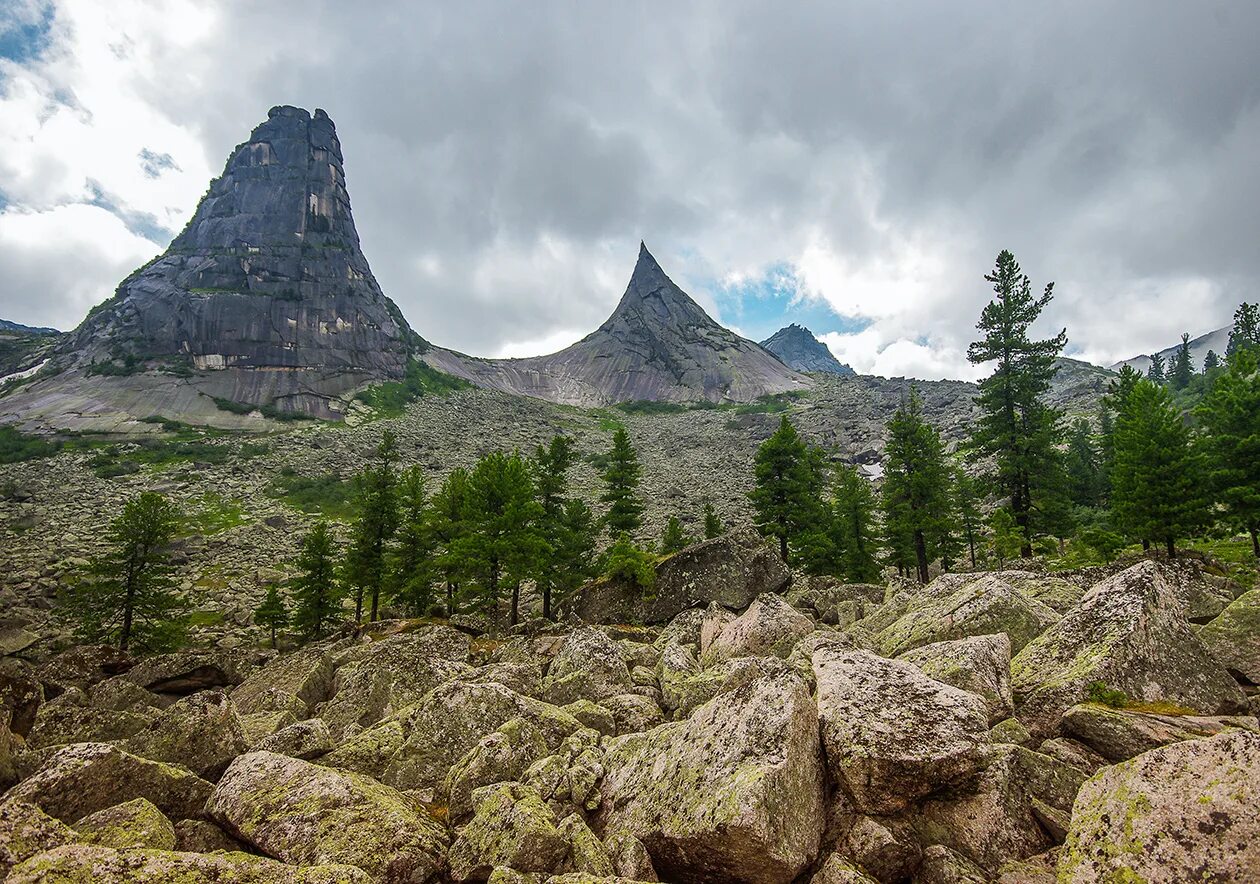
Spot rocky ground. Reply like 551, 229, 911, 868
1, 547, 1257, 882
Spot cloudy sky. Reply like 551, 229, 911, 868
1, 1, 1257, 379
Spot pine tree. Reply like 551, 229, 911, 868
967, 250, 1067, 558
1111, 378, 1206, 557
458, 451, 547, 625
253, 584, 289, 649
1170, 333, 1194, 390
605, 532, 656, 595
534, 435, 576, 620
988, 508, 1023, 566
660, 515, 692, 554
952, 466, 983, 569
1203, 350, 1221, 373
749, 415, 826, 562
1146, 352, 1166, 384
345, 430, 401, 622
1063, 418, 1104, 508
1196, 346, 1260, 558
831, 464, 882, 581
601, 428, 644, 537
1226, 302, 1259, 359
389, 465, 436, 616
431, 468, 471, 615
61, 491, 186, 652
290, 521, 343, 641
703, 502, 724, 539
549, 499, 599, 617
880, 390, 956, 583
1096, 404, 1116, 505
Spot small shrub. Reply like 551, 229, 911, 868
1086, 681, 1128, 708
355, 358, 469, 418
0, 426, 60, 463
604, 533, 656, 597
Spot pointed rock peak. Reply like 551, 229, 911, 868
629, 241, 668, 287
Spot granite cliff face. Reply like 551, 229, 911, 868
760, 323, 854, 375
425, 243, 810, 406
0, 106, 415, 430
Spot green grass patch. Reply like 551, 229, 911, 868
187, 610, 227, 628
184, 493, 250, 536
89, 436, 236, 477
1086, 681, 1128, 708
268, 467, 358, 521
1182, 535, 1258, 590
354, 358, 469, 418
0, 426, 61, 463
210, 397, 310, 422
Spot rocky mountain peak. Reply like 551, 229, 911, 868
601, 241, 715, 334
761, 323, 855, 375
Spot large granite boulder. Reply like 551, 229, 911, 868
5, 742, 213, 823
597, 671, 825, 884
208, 750, 448, 883
544, 627, 633, 705
812, 647, 989, 814
702, 592, 815, 664
230, 644, 336, 718
123, 648, 258, 698
121, 689, 248, 779
874, 574, 1060, 657
25, 692, 153, 749
571, 528, 791, 625
898, 634, 1014, 725
448, 782, 570, 881
1197, 587, 1260, 684
73, 797, 176, 850
1058, 730, 1260, 882
5, 844, 372, 883
1010, 561, 1248, 737
0, 659, 44, 737
1058, 702, 1258, 763
0, 800, 78, 879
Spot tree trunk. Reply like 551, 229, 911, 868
967, 528, 977, 569
370, 586, 379, 623
354, 587, 363, 624
1166, 535, 1176, 559
511, 581, 521, 627
270, 626, 277, 649
542, 582, 552, 621
446, 581, 454, 616
1250, 524, 1259, 560
1142, 538, 1150, 552
914, 530, 929, 585
120, 567, 136, 652
779, 533, 789, 563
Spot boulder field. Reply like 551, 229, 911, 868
1, 557, 1256, 882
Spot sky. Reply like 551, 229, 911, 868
1, 1, 1258, 381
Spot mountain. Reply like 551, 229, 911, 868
760, 323, 854, 375
0, 320, 60, 336
1110, 325, 1230, 374
0, 321, 63, 387
424, 243, 810, 406
0, 106, 416, 431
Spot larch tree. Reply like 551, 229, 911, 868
389, 465, 436, 616
1196, 346, 1260, 558
660, 515, 692, 554
1169, 333, 1195, 390
966, 249, 1067, 558
1226, 302, 1259, 358
749, 414, 826, 562
953, 465, 983, 570
253, 584, 289, 649
62, 491, 186, 652
345, 430, 401, 622
831, 464, 882, 582
601, 427, 644, 537
1146, 352, 1166, 384
534, 434, 576, 620
549, 498, 599, 618
430, 468, 471, 615
703, 502, 724, 539
290, 521, 343, 641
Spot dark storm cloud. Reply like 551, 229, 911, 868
4, 0, 1259, 372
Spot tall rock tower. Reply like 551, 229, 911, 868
8, 106, 416, 429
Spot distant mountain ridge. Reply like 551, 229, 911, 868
0, 320, 60, 336
423, 243, 811, 407
1110, 326, 1230, 374
760, 323, 854, 375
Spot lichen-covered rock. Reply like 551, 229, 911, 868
0, 659, 44, 737
1198, 586, 1260, 684
1033, 738, 1107, 776
598, 693, 665, 734
207, 750, 448, 883
874, 575, 1060, 657
810, 855, 881, 884
522, 728, 605, 817
1, 715, 19, 789
26, 692, 154, 748
1059, 702, 1258, 762
572, 528, 790, 624
560, 700, 616, 736
240, 709, 298, 745
839, 816, 921, 884
87, 677, 163, 713
910, 745, 1085, 872
813, 647, 989, 814
1010, 561, 1248, 738
123, 648, 257, 697
997, 572, 1085, 616
597, 671, 825, 884
1057, 730, 1260, 882
898, 634, 1014, 725
0, 800, 77, 879
230, 644, 335, 717
73, 797, 175, 850
987, 717, 1034, 747
603, 831, 658, 881
448, 782, 569, 881
446, 716, 554, 820
655, 639, 700, 714
544, 627, 633, 705
461, 662, 546, 698
327, 680, 582, 794
914, 845, 988, 884
122, 689, 248, 779
701, 592, 815, 664
558, 813, 614, 876
5, 843, 372, 883
5, 742, 213, 823
786, 577, 885, 626
34, 646, 132, 697
253, 716, 333, 759
173, 818, 249, 853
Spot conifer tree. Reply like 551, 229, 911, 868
458, 451, 547, 625
601, 428, 644, 536
1226, 302, 1259, 359
389, 465, 436, 615
1096, 404, 1116, 504
61, 491, 186, 652
605, 532, 656, 595
1111, 378, 1206, 557
345, 430, 400, 622
703, 502, 724, 539
253, 584, 289, 649
1196, 346, 1260, 558
430, 468, 471, 615
880, 390, 956, 583
661, 515, 692, 554
550, 499, 599, 617
534, 435, 576, 619
953, 465, 983, 569
1203, 350, 1221, 373
966, 250, 1067, 557
988, 508, 1023, 566
1146, 352, 1166, 384
831, 464, 881, 581
749, 415, 825, 562
290, 521, 342, 641
1063, 418, 1104, 508
1169, 333, 1194, 390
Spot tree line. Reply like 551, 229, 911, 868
748, 251, 1260, 581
